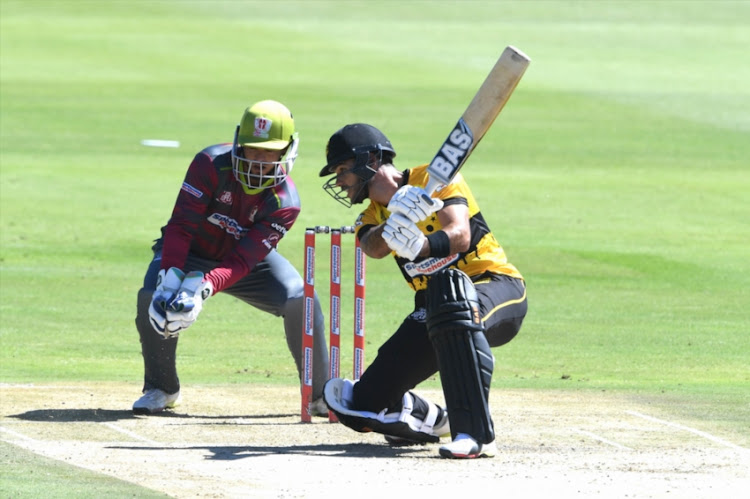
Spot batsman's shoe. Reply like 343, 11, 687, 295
439, 433, 497, 459
133, 389, 181, 415
324, 379, 441, 443
385, 408, 451, 446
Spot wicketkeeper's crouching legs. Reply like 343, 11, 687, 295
136, 263, 181, 395
279, 290, 329, 403
134, 249, 330, 414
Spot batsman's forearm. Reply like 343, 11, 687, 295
360, 224, 392, 259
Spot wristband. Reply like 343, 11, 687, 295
426, 231, 451, 257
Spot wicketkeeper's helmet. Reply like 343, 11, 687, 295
231, 100, 299, 191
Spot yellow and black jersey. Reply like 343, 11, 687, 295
355, 164, 523, 291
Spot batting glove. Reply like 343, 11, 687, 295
383, 212, 427, 261
148, 267, 185, 338
387, 185, 444, 223
165, 271, 213, 336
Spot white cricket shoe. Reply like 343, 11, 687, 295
132, 389, 181, 415
439, 433, 497, 459
310, 396, 330, 417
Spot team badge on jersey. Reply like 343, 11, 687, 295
218, 191, 233, 204
254, 117, 272, 138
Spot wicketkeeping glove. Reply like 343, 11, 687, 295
148, 267, 186, 337
382, 212, 427, 261
387, 185, 444, 223
165, 270, 213, 336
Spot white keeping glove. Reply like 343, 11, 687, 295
165, 270, 213, 336
387, 185, 444, 223
382, 212, 427, 261
148, 267, 185, 338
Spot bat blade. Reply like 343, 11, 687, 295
425, 46, 530, 194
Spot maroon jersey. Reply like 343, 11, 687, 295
158, 143, 300, 293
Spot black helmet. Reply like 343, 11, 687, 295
319, 123, 396, 177
319, 124, 396, 207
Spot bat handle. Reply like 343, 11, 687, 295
424, 176, 443, 196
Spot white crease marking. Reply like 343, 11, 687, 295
0, 425, 38, 443
102, 423, 160, 445
573, 429, 633, 450
627, 410, 749, 453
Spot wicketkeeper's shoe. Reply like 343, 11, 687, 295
438, 433, 496, 459
310, 396, 330, 418
132, 389, 181, 415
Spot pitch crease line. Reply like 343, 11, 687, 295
0, 383, 82, 389
573, 429, 632, 450
0, 425, 38, 443
102, 422, 160, 445
627, 410, 749, 453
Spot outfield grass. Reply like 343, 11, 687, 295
1, 0, 748, 493
0, 439, 169, 498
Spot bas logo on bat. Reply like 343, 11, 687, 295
428, 118, 474, 185
423, 45, 530, 195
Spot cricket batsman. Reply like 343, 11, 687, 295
319, 124, 528, 458
133, 100, 329, 416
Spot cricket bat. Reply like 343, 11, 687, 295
424, 45, 531, 195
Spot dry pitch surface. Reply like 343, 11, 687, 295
1, 383, 748, 498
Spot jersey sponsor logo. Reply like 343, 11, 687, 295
403, 254, 459, 278
218, 191, 233, 204
271, 222, 287, 235
427, 118, 474, 184
207, 213, 248, 240
181, 182, 203, 198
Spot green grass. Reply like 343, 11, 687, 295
0, 440, 169, 498
1, 0, 749, 493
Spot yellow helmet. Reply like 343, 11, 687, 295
231, 100, 299, 191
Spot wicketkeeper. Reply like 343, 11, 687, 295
319, 124, 527, 458
133, 100, 330, 416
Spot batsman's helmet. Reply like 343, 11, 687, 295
319, 123, 395, 177
231, 100, 299, 192
319, 123, 396, 206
